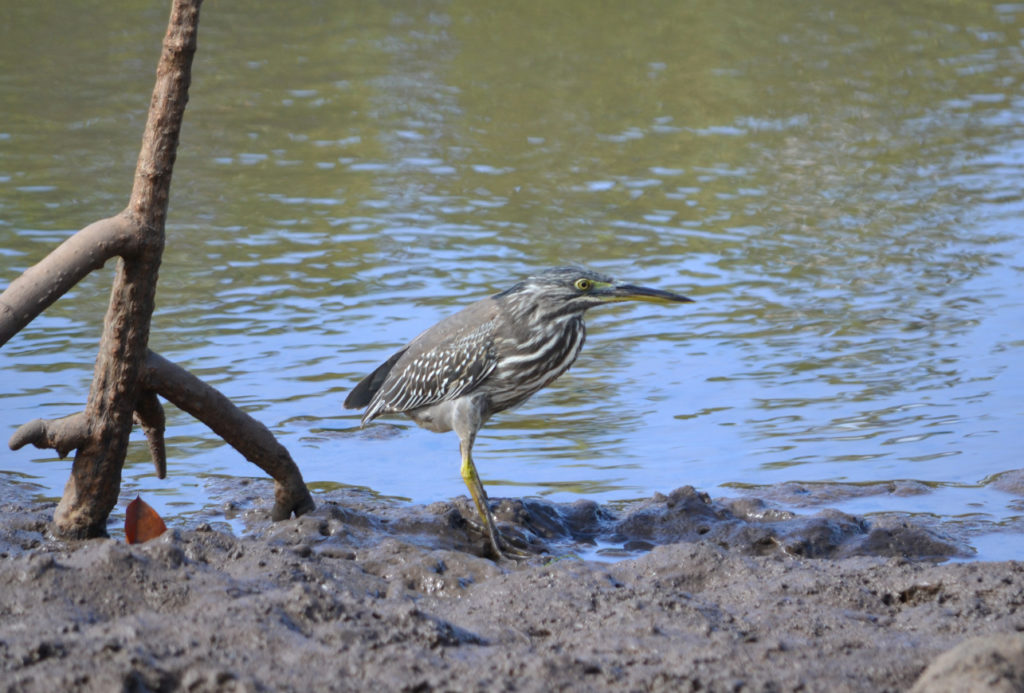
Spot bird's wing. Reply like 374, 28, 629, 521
359, 306, 500, 422
343, 347, 409, 411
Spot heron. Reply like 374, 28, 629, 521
344, 267, 693, 558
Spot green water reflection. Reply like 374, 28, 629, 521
1, 1, 1022, 558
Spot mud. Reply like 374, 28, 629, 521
1, 476, 1022, 692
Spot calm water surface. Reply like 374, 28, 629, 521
2, 1, 1022, 559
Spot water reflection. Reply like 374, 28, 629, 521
1, 0, 1023, 559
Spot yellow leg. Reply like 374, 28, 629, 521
460, 439, 505, 559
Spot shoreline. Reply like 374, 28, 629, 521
1, 477, 1022, 691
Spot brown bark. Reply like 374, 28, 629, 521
134, 390, 168, 479
141, 351, 315, 521
51, 0, 200, 538
3, 0, 314, 537
0, 216, 135, 345
10, 348, 315, 525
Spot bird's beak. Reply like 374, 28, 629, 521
601, 282, 694, 304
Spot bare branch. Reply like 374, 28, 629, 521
0, 214, 137, 347
134, 390, 168, 479
9, 413, 90, 459
52, 0, 204, 539
127, 0, 201, 231
5, 0, 314, 537
142, 350, 314, 520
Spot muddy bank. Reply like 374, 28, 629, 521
1, 478, 1022, 692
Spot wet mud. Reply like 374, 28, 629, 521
1, 476, 1022, 692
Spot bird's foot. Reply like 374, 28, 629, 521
463, 513, 532, 561
494, 532, 532, 560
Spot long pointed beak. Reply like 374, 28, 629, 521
604, 283, 694, 304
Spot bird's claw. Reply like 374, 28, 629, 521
463, 513, 532, 560
495, 536, 532, 560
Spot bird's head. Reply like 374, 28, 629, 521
496, 266, 693, 317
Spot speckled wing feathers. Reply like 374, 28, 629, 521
355, 299, 501, 424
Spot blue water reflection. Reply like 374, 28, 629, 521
1, 1, 1022, 559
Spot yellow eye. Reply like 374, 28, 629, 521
574, 278, 593, 291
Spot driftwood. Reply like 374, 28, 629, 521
2, 0, 314, 537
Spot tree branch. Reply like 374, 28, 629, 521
3, 0, 315, 537
127, 0, 200, 232
134, 390, 168, 479
9, 413, 90, 460
0, 214, 136, 347
142, 350, 315, 521
53, 0, 203, 538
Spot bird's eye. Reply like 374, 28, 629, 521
574, 278, 593, 291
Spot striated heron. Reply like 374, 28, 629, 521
344, 267, 693, 558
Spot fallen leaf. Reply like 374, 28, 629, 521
125, 495, 167, 544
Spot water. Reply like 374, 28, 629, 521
2, 1, 1022, 558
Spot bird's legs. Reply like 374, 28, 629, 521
459, 438, 529, 560
459, 438, 503, 557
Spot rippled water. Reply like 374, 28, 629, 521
2, 1, 1023, 558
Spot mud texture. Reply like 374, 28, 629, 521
1, 478, 1022, 692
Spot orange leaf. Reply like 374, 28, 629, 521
125, 495, 167, 544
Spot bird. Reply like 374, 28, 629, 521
344, 267, 693, 559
